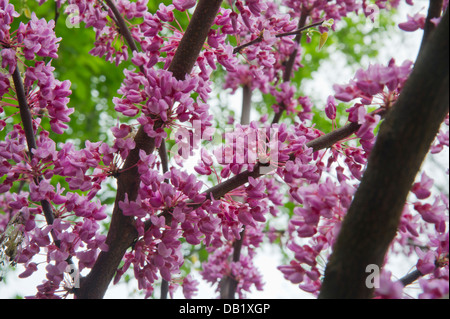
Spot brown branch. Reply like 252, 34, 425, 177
272, 10, 310, 124
399, 269, 423, 287
158, 137, 170, 299
104, 0, 139, 54
188, 113, 374, 213
319, 9, 449, 299
76, 0, 224, 299
12, 62, 79, 285
220, 84, 252, 299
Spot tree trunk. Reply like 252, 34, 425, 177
319, 9, 449, 299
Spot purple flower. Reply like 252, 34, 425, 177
278, 262, 305, 284
116, 0, 149, 19
182, 275, 199, 299
325, 95, 337, 120
18, 262, 38, 279
398, 13, 426, 32
173, 0, 196, 12
24, 61, 73, 134
414, 196, 447, 231
19, 13, 61, 60
375, 270, 404, 299
415, 247, 436, 275
419, 279, 449, 299
0, 0, 19, 42
1, 48, 16, 74
119, 194, 148, 218
156, 3, 175, 22
0, 72, 10, 98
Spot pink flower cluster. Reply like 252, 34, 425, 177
0, 0, 447, 300
334, 59, 413, 106
278, 179, 355, 294
0, 0, 19, 43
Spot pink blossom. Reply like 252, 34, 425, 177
325, 95, 337, 120
414, 196, 448, 231
156, 3, 175, 22
19, 262, 38, 279
398, 13, 426, 32
119, 194, 148, 218
419, 279, 449, 299
1, 48, 16, 73
375, 270, 404, 299
116, 0, 149, 19
173, 0, 196, 12
182, 275, 199, 299
19, 13, 61, 60
0, 0, 19, 42
411, 172, 434, 200
0, 72, 10, 98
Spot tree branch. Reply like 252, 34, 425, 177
398, 269, 423, 287
76, 0, 224, 299
319, 9, 449, 299
418, 0, 443, 57
272, 10, 310, 124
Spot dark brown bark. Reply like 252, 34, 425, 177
319, 9, 449, 299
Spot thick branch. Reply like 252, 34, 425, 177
418, 0, 443, 56
319, 9, 449, 299
220, 84, 253, 299
77, 0, 224, 299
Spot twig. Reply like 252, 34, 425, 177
399, 269, 423, 287
272, 10, 311, 124
240, 84, 252, 125
187, 110, 382, 214
233, 18, 323, 55
104, 0, 139, 54
158, 141, 170, 299
220, 84, 253, 299
12, 62, 77, 280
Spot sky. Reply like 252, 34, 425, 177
1, 0, 447, 299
